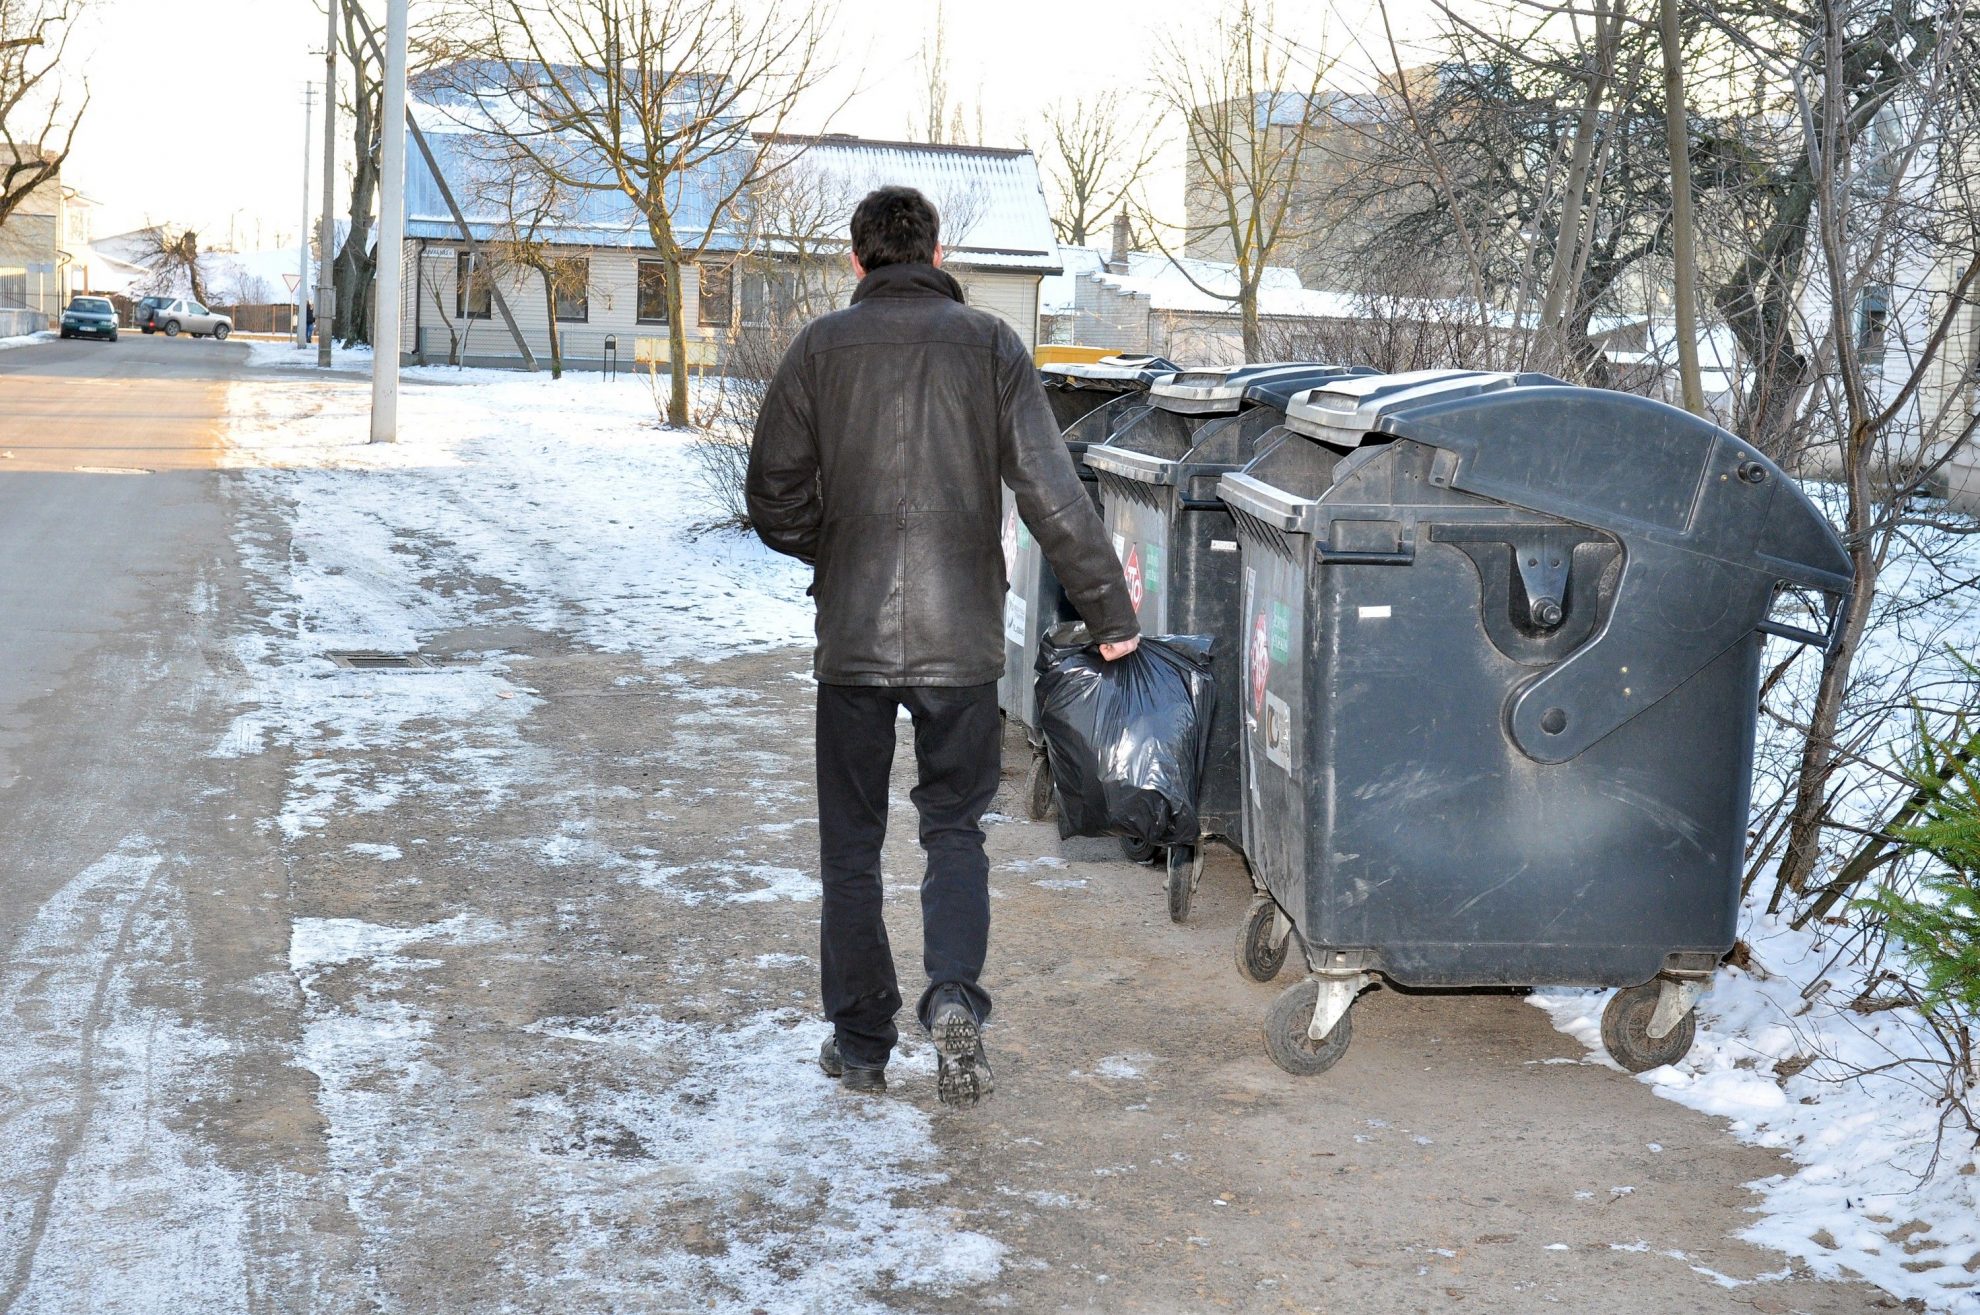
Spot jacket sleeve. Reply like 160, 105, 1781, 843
993, 325, 1140, 644
745, 326, 822, 564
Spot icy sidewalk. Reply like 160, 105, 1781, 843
218, 366, 1005, 1312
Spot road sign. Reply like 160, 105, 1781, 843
284, 273, 303, 295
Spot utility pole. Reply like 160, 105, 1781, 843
370, 0, 408, 443
319, 0, 339, 367
297, 82, 315, 349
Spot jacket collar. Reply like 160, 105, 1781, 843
850, 261, 965, 305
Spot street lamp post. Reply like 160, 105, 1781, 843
369, 0, 409, 443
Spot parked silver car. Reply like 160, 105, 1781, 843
154, 298, 232, 340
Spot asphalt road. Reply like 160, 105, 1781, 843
0, 333, 242, 789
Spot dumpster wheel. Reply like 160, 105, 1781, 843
1235, 897, 1291, 982
1025, 754, 1054, 822
1120, 835, 1161, 865
1600, 981, 1698, 1072
1166, 844, 1203, 923
1264, 978, 1353, 1076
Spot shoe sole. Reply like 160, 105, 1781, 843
934, 1011, 986, 1107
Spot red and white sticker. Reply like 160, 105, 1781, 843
1250, 611, 1271, 713
1001, 506, 1019, 577
1123, 543, 1144, 615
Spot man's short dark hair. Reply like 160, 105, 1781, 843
850, 186, 941, 271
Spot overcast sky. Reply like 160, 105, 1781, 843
60, 0, 1443, 251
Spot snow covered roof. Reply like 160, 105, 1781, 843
755, 135, 1060, 272
1091, 251, 1360, 318
404, 68, 1059, 272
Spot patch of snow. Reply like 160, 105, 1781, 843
345, 842, 403, 861
0, 845, 259, 1310
0, 329, 56, 351
221, 368, 814, 665
1533, 903, 1980, 1313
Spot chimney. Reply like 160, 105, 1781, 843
1107, 212, 1131, 274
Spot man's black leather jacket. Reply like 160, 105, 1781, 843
746, 261, 1138, 686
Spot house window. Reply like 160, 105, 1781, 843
456, 251, 491, 320
637, 260, 669, 324
0, 267, 25, 308
1857, 284, 1890, 362
699, 262, 734, 330
739, 266, 797, 326
553, 256, 588, 322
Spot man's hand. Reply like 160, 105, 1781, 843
1098, 636, 1141, 662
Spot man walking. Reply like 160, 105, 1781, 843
746, 186, 1140, 1106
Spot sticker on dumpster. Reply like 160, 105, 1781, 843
1269, 602, 1292, 662
1018, 521, 1033, 550
1250, 611, 1271, 714
1124, 543, 1144, 614
1358, 604, 1391, 620
1001, 507, 1019, 577
1112, 532, 1127, 563
1143, 543, 1164, 600
1003, 591, 1027, 646
1263, 691, 1294, 770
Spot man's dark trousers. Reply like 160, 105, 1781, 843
817, 681, 1000, 1068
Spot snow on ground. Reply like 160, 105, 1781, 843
242, 339, 373, 372
0, 330, 56, 351
1538, 907, 1980, 1311
1534, 502, 1980, 1313
0, 844, 258, 1311
222, 363, 812, 661
218, 364, 1008, 1310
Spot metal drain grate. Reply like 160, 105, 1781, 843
325, 650, 434, 671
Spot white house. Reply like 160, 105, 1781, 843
396, 66, 1062, 371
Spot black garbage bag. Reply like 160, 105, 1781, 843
1034, 624, 1217, 847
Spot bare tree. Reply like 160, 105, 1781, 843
132, 226, 210, 304
1029, 96, 1160, 247
329, 0, 383, 345
442, 0, 836, 427
1145, 0, 1338, 359
910, 0, 982, 146
0, 0, 84, 229
1350, 2, 1680, 383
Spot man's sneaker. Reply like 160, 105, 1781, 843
818, 1036, 886, 1094
928, 994, 994, 1107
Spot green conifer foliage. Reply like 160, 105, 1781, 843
1865, 719, 1980, 1015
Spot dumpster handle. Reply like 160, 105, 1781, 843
1756, 618, 1831, 649
1316, 547, 1414, 566
1756, 585, 1849, 656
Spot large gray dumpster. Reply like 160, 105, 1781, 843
1216, 369, 1853, 1075
1083, 362, 1369, 918
1004, 356, 1177, 818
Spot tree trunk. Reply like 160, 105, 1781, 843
1539, 0, 1618, 363
541, 268, 563, 380
1659, 0, 1704, 414
1771, 427, 1877, 906
335, 28, 380, 346
1240, 278, 1261, 361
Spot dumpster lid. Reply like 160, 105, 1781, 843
1282, 369, 1565, 443
1150, 362, 1355, 415
1040, 354, 1178, 389
1366, 381, 1853, 766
